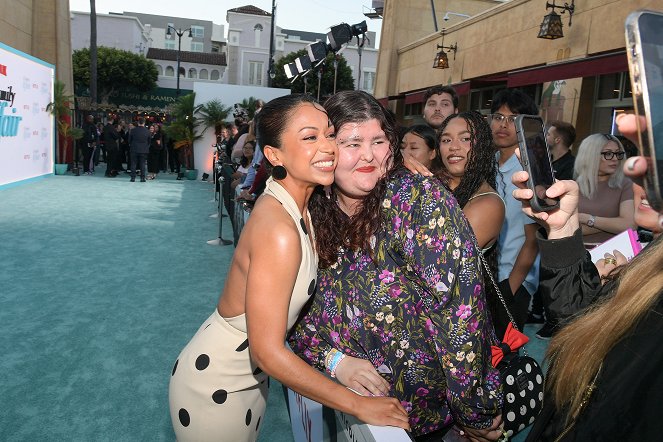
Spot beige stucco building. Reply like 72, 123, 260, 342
375, 0, 659, 142
0, 0, 73, 93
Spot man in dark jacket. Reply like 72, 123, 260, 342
102, 120, 120, 177
128, 117, 150, 182
82, 115, 98, 175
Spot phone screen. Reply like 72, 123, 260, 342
520, 116, 558, 210
638, 12, 663, 193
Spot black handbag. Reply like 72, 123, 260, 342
477, 248, 545, 439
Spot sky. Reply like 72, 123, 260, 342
69, 0, 382, 45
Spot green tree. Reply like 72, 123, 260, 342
73, 47, 158, 103
239, 97, 260, 120
199, 98, 232, 135
163, 93, 202, 170
271, 50, 355, 100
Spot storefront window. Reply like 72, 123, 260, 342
597, 73, 622, 100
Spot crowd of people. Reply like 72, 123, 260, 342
164, 74, 661, 440
78, 115, 181, 181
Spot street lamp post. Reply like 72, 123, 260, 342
166, 25, 192, 97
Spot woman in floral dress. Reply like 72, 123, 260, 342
290, 91, 503, 441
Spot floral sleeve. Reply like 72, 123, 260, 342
288, 288, 335, 372
376, 171, 502, 429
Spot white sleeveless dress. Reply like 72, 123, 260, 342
168, 178, 318, 441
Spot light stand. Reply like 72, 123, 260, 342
207, 175, 233, 246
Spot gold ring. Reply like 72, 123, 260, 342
604, 257, 617, 265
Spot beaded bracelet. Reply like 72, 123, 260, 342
325, 348, 346, 378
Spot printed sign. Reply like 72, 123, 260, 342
0, 42, 54, 186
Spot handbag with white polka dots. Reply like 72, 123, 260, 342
476, 246, 544, 439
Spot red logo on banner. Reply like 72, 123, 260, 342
0, 64, 6, 76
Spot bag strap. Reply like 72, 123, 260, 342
476, 248, 519, 331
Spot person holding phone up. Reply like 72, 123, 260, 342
512, 113, 663, 441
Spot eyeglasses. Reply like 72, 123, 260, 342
488, 113, 518, 125
600, 151, 625, 160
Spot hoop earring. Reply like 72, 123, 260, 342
272, 165, 287, 180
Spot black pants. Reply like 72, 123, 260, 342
168, 146, 179, 172
130, 152, 148, 179
494, 280, 532, 339
83, 144, 96, 173
105, 148, 118, 176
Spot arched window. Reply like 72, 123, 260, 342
156, 65, 163, 76
199, 69, 209, 80
254, 23, 263, 47
178, 66, 186, 78
165, 66, 174, 77
210, 70, 220, 81
188, 68, 197, 78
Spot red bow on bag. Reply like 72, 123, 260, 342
491, 323, 529, 367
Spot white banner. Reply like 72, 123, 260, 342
0, 42, 54, 187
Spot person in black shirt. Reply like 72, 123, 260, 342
546, 120, 576, 181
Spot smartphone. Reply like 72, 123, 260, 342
625, 10, 663, 211
515, 115, 559, 212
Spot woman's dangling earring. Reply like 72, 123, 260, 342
272, 165, 287, 180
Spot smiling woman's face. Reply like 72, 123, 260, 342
333, 118, 391, 207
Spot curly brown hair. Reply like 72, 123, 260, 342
309, 90, 403, 268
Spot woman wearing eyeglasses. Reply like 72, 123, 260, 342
574, 133, 635, 246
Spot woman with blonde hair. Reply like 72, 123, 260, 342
513, 114, 663, 441
574, 133, 635, 246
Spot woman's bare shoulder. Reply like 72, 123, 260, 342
241, 195, 301, 255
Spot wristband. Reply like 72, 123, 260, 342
325, 348, 346, 378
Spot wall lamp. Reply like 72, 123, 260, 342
433, 39, 457, 70
538, 0, 575, 39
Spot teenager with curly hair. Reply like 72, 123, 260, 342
291, 91, 503, 441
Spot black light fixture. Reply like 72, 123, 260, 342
538, 0, 575, 39
433, 35, 457, 69
166, 25, 194, 97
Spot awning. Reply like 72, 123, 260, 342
507, 52, 628, 87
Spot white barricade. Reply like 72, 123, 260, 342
287, 388, 411, 442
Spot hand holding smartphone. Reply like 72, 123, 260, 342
625, 10, 663, 211
515, 114, 559, 212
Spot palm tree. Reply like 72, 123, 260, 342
46, 80, 84, 164
89, 0, 97, 105
164, 93, 203, 170
240, 96, 260, 120
198, 99, 231, 136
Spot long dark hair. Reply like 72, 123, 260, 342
401, 124, 445, 178
309, 90, 402, 268
439, 111, 498, 206
439, 111, 501, 321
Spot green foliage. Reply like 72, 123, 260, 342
271, 50, 355, 100
72, 46, 158, 102
163, 93, 203, 169
239, 97, 260, 120
198, 98, 232, 135
47, 80, 82, 163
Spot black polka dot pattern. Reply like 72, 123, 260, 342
235, 339, 249, 352
256, 416, 261, 431
245, 409, 252, 426
195, 354, 210, 370
253, 366, 263, 376
308, 280, 317, 297
179, 408, 190, 427
172, 359, 178, 376
212, 389, 228, 404
300, 218, 308, 235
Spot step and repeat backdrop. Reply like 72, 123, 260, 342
0, 42, 54, 187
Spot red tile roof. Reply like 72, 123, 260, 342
147, 48, 227, 66
227, 5, 271, 16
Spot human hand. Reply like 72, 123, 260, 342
511, 166, 580, 240
353, 395, 411, 431
334, 356, 390, 397
596, 250, 628, 283
402, 152, 433, 177
459, 415, 504, 442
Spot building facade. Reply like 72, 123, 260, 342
70, 11, 151, 55
375, 0, 658, 141
226, 5, 380, 93
0, 0, 73, 93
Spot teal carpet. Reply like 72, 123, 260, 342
0, 166, 293, 442
0, 165, 547, 441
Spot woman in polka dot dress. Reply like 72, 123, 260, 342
168, 94, 410, 442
